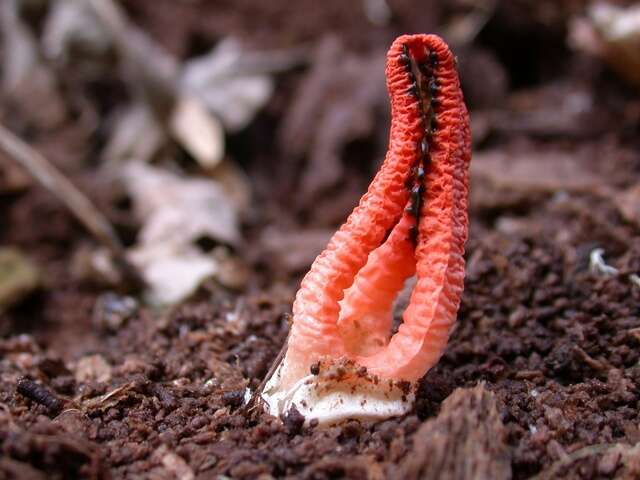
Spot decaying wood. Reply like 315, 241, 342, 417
399, 383, 512, 480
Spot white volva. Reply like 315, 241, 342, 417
261, 358, 414, 425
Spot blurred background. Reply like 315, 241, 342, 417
0, 1, 640, 477
2, 0, 638, 311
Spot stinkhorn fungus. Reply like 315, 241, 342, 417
262, 34, 471, 424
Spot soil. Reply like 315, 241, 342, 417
1, 1, 640, 479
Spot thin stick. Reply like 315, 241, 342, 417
243, 326, 290, 415
0, 123, 143, 288
86, 0, 178, 117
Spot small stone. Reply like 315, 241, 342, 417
222, 390, 245, 408
310, 362, 320, 375
93, 292, 138, 332
283, 405, 305, 435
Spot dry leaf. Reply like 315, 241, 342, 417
399, 384, 511, 480
130, 248, 218, 306
260, 227, 332, 274
0, 0, 66, 128
471, 148, 600, 194
209, 160, 252, 214
169, 95, 225, 169
82, 1, 290, 167
102, 104, 164, 165
82, 382, 136, 412
124, 162, 239, 246
1, 1, 39, 91
123, 162, 241, 305
181, 38, 275, 132
570, 3, 640, 87
489, 82, 604, 139
470, 144, 608, 213
41, 0, 111, 63
278, 36, 385, 203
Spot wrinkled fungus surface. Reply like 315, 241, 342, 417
263, 34, 471, 423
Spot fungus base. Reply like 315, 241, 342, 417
261, 359, 414, 425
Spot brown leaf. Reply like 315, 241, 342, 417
472, 147, 599, 193
489, 82, 608, 139
123, 162, 241, 305
279, 35, 385, 204
0, 2, 66, 129
260, 227, 332, 273
470, 143, 603, 212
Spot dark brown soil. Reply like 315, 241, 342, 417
2, 1, 640, 479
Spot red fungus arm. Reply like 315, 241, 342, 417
338, 209, 417, 357
358, 38, 470, 378
276, 33, 470, 390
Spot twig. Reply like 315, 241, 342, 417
572, 345, 610, 372
242, 324, 291, 415
0, 123, 143, 289
87, 0, 307, 121
86, 0, 178, 117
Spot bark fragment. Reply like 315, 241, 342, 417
399, 383, 511, 480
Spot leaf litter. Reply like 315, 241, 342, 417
122, 161, 242, 305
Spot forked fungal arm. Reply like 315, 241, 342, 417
262, 34, 471, 424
